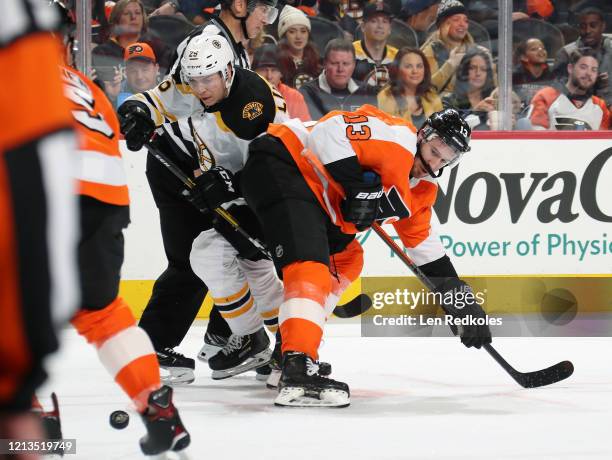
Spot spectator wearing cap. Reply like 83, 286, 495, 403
399, 0, 440, 46
420, 0, 484, 96
299, 38, 378, 120
353, 1, 398, 90
552, 3, 611, 107
92, 0, 170, 90
253, 44, 312, 121
117, 42, 160, 107
277, 5, 322, 89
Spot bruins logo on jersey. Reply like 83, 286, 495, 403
242, 102, 264, 121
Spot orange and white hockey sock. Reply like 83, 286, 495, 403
326, 239, 365, 318
279, 261, 332, 360
71, 298, 160, 412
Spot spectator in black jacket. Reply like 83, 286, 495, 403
300, 38, 377, 119
513, 37, 555, 108
552, 4, 611, 107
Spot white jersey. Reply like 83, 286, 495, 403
128, 66, 288, 172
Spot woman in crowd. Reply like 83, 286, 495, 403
93, 0, 169, 101
277, 5, 322, 89
377, 47, 443, 128
512, 37, 554, 109
443, 47, 497, 130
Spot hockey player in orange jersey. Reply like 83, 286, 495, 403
241, 105, 492, 407
47, 2, 190, 455
0, 1, 79, 452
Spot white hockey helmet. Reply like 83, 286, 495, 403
180, 35, 235, 91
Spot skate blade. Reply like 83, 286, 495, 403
148, 450, 191, 460
266, 369, 281, 389
146, 433, 190, 459
197, 344, 223, 362
274, 387, 350, 408
160, 367, 195, 385
211, 349, 272, 380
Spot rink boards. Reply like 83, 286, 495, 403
119, 134, 612, 318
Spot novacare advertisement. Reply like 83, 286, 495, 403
119, 137, 611, 314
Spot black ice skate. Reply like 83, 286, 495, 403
140, 385, 190, 456
274, 352, 349, 408
197, 331, 228, 362
157, 348, 195, 385
208, 328, 272, 380
266, 333, 332, 389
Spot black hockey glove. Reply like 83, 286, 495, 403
117, 101, 155, 151
188, 166, 239, 212
435, 278, 492, 349
341, 172, 383, 231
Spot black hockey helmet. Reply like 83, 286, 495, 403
417, 108, 471, 177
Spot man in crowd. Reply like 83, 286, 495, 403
117, 42, 160, 106
253, 43, 311, 121
300, 38, 377, 120
553, 4, 611, 107
400, 0, 440, 46
530, 48, 610, 130
353, 1, 398, 90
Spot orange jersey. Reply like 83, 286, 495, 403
61, 66, 129, 205
1, 4, 79, 408
268, 105, 445, 264
529, 86, 610, 130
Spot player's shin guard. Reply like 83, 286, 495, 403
71, 298, 161, 412
279, 261, 331, 360
326, 239, 365, 318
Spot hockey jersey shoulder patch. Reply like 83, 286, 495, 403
242, 101, 264, 121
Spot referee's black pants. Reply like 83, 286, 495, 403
138, 141, 231, 350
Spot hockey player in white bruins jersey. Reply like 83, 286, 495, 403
117, 0, 280, 385
119, 35, 288, 381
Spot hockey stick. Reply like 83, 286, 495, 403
333, 294, 373, 318
300, 143, 573, 387
369, 222, 574, 388
144, 141, 271, 260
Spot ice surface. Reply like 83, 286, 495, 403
39, 321, 612, 460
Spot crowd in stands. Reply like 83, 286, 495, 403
86, 0, 611, 130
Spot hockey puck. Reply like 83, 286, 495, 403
109, 410, 130, 429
